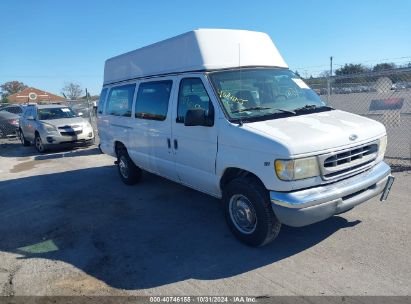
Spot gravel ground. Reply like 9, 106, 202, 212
0, 138, 410, 296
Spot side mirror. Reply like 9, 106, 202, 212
184, 109, 208, 126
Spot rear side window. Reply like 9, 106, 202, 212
135, 80, 172, 121
106, 84, 135, 117
98, 88, 108, 114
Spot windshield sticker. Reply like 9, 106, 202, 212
61, 108, 70, 112
217, 90, 246, 105
291, 78, 310, 89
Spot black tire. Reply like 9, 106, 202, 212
223, 175, 281, 247
19, 129, 30, 146
117, 148, 142, 185
34, 133, 47, 153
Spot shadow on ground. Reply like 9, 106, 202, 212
0, 166, 360, 290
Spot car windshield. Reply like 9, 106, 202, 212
37, 107, 76, 120
209, 68, 327, 121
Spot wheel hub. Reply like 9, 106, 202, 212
229, 194, 257, 234
119, 157, 129, 178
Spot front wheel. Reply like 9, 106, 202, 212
117, 148, 142, 185
35, 134, 47, 153
223, 175, 281, 247
19, 130, 30, 146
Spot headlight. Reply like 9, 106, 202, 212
377, 135, 387, 161
42, 123, 57, 132
275, 156, 320, 181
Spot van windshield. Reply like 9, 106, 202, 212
209, 68, 328, 122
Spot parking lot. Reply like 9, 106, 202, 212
0, 138, 410, 296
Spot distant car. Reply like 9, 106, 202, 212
391, 82, 408, 90
0, 111, 19, 138
0, 104, 26, 116
70, 102, 92, 118
18, 104, 95, 152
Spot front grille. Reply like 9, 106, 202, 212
58, 124, 83, 136
58, 125, 80, 129
324, 144, 378, 168
60, 130, 82, 136
319, 141, 379, 180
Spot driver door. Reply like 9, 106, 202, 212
171, 75, 219, 196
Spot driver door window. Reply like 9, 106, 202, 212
177, 78, 214, 125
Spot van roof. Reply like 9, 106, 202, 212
103, 29, 288, 85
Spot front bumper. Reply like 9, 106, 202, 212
270, 161, 392, 227
40, 128, 94, 145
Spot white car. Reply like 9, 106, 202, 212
97, 29, 394, 246
19, 104, 94, 152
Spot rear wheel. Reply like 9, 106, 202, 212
19, 130, 30, 146
117, 148, 142, 185
223, 175, 281, 247
35, 133, 47, 153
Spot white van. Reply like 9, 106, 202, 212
97, 29, 394, 246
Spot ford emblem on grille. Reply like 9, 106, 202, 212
349, 134, 358, 141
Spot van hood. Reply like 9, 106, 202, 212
244, 110, 385, 155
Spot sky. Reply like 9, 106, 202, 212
0, 0, 410, 95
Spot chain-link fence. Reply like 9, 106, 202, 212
307, 67, 411, 170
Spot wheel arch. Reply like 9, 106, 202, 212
114, 140, 126, 156
220, 167, 266, 193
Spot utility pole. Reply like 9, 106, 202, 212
330, 56, 333, 77
85, 88, 92, 124
327, 56, 333, 101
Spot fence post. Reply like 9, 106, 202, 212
327, 77, 331, 103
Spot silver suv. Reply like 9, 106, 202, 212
19, 104, 94, 152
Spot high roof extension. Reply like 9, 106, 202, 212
103, 29, 288, 85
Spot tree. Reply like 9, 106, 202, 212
0, 80, 28, 98
61, 82, 83, 100
335, 64, 369, 76
373, 62, 396, 72
1, 96, 9, 104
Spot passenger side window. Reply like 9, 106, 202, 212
106, 84, 135, 117
135, 80, 172, 121
98, 88, 108, 114
177, 78, 214, 125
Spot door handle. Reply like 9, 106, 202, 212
174, 139, 178, 150
167, 138, 171, 148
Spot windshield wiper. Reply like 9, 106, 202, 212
231, 106, 271, 113
232, 107, 296, 114
293, 105, 334, 112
